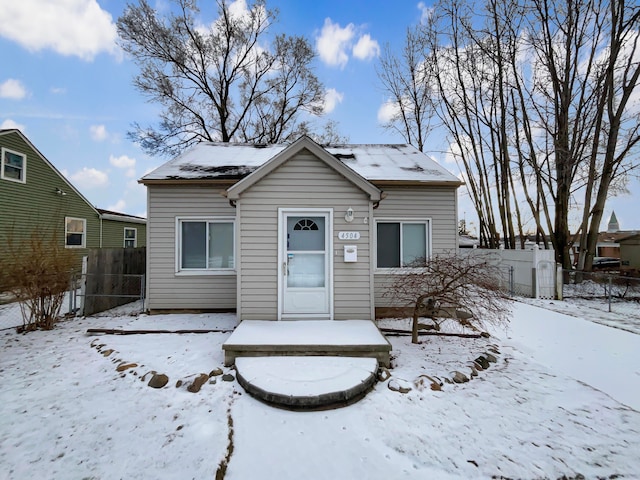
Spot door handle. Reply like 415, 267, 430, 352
282, 261, 287, 276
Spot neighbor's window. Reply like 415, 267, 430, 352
178, 218, 235, 271
124, 227, 137, 248
376, 220, 430, 268
65, 217, 86, 248
1, 147, 26, 183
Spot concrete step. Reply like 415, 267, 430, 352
235, 356, 379, 409
222, 320, 391, 367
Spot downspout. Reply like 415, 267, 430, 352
99, 213, 103, 247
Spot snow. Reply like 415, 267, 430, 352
1, 300, 639, 479
235, 356, 377, 397
224, 319, 390, 346
141, 142, 460, 184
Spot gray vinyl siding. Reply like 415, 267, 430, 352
237, 150, 372, 320
146, 184, 237, 310
373, 186, 458, 307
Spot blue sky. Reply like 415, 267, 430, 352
0, 0, 637, 234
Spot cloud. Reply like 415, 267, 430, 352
418, 2, 434, 24
0, 0, 119, 61
316, 18, 380, 68
0, 119, 26, 131
110, 154, 137, 178
70, 167, 109, 188
109, 154, 136, 169
316, 19, 356, 68
50, 86, 66, 95
0, 79, 27, 100
323, 88, 344, 114
353, 34, 380, 61
107, 199, 126, 212
90, 124, 108, 142
377, 100, 400, 123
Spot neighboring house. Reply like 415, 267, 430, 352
619, 233, 640, 275
140, 135, 462, 319
97, 209, 147, 248
569, 211, 638, 265
0, 129, 147, 284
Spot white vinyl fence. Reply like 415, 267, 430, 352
460, 247, 557, 299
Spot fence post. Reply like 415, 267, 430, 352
556, 266, 563, 300
510, 266, 515, 296
608, 276, 612, 313
68, 273, 73, 315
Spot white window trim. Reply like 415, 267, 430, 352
65, 217, 86, 249
124, 227, 137, 248
175, 216, 236, 276
374, 218, 432, 272
1, 147, 27, 184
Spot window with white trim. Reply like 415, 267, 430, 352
65, 217, 86, 248
376, 220, 430, 268
177, 218, 235, 272
1, 147, 26, 183
124, 227, 137, 248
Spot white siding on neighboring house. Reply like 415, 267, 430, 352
373, 186, 458, 308
146, 185, 237, 311
237, 150, 372, 320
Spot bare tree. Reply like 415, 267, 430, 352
380, 0, 640, 269
117, 0, 326, 157
376, 25, 436, 152
384, 253, 511, 343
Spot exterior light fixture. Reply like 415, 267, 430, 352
345, 207, 354, 223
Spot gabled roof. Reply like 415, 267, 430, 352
1, 129, 143, 221
140, 136, 462, 187
0, 129, 101, 217
226, 136, 381, 201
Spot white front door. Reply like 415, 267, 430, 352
279, 209, 332, 319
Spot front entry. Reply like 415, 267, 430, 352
278, 208, 333, 319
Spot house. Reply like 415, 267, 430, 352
140, 135, 462, 319
569, 211, 638, 267
619, 233, 640, 275
0, 129, 147, 287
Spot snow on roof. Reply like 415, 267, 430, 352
141, 141, 460, 184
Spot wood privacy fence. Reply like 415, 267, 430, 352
81, 247, 146, 315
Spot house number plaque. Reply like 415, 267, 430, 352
338, 231, 360, 240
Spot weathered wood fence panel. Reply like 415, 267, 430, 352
83, 248, 146, 315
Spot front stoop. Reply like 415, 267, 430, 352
222, 320, 391, 367
235, 356, 379, 409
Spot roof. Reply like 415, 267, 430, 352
1, 129, 146, 223
140, 138, 462, 186
97, 208, 147, 224
226, 136, 382, 201
0, 129, 101, 217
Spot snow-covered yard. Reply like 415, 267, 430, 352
1, 301, 639, 479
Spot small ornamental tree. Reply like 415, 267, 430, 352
1, 227, 77, 331
383, 253, 511, 343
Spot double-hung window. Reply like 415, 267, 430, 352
124, 227, 137, 248
376, 220, 430, 269
1, 147, 26, 183
65, 217, 86, 248
177, 218, 235, 273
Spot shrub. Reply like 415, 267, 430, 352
1, 227, 77, 331
383, 253, 512, 343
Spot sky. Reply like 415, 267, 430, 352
0, 0, 637, 232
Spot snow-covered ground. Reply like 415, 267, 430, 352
1, 301, 639, 479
